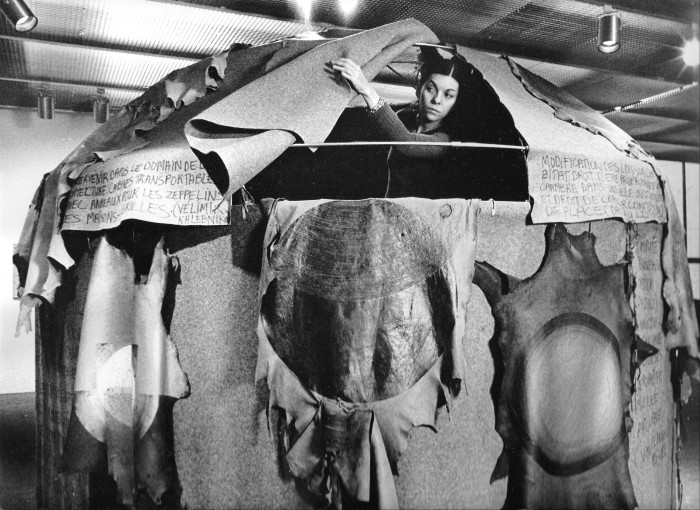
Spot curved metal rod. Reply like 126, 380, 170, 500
413, 42, 457, 51
290, 140, 528, 150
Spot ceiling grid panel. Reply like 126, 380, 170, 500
0, 0, 696, 160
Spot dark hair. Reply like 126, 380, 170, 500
414, 48, 529, 200
417, 47, 473, 90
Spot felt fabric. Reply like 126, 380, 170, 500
185, 19, 439, 200
63, 48, 230, 170
58, 50, 233, 231
190, 19, 436, 143
62, 236, 189, 507
61, 38, 319, 199
506, 59, 649, 160
17, 21, 436, 301
16, 21, 674, 308
660, 179, 700, 357
13, 173, 47, 298
450, 46, 666, 224
12, 169, 63, 304
32, 201, 679, 509
12, 49, 234, 304
13, 173, 52, 334
256, 198, 479, 507
474, 224, 656, 509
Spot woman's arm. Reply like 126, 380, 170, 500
370, 102, 451, 159
331, 57, 381, 108
331, 58, 450, 159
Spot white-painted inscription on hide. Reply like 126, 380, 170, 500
530, 151, 665, 224
63, 152, 229, 230
628, 225, 674, 509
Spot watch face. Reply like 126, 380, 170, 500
510, 312, 624, 475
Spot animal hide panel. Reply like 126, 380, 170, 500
474, 223, 656, 509
256, 198, 479, 509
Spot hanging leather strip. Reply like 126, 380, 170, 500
474, 224, 656, 509
660, 182, 699, 357
256, 198, 479, 508
62, 236, 190, 507
13, 173, 48, 298
506, 59, 649, 159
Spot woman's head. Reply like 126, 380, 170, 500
415, 49, 473, 130
417, 72, 459, 126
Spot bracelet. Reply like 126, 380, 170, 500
367, 96, 386, 115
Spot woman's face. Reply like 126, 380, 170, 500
418, 73, 460, 125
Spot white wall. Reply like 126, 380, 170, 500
686, 163, 700, 297
657, 160, 700, 298
0, 108, 96, 394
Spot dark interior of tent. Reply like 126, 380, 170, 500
244, 58, 530, 203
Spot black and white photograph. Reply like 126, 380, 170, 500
1, 1, 699, 508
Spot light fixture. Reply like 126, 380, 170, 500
339, 0, 358, 17
37, 89, 54, 120
0, 0, 38, 32
682, 23, 699, 67
295, 0, 312, 22
93, 88, 110, 123
597, 5, 621, 54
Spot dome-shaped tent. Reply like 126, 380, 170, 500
14, 18, 698, 510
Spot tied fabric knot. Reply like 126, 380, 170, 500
319, 401, 348, 509
286, 398, 393, 509
321, 400, 349, 452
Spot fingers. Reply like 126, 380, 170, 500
331, 57, 356, 67
330, 60, 356, 84
330, 57, 360, 76
325, 62, 352, 89
331, 62, 350, 77
327, 58, 369, 94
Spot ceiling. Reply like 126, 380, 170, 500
1, 0, 698, 162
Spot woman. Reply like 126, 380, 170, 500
331, 50, 472, 198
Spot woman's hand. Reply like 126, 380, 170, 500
330, 58, 380, 108
331, 58, 371, 94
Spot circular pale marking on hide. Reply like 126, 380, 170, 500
96, 345, 135, 427
513, 312, 624, 472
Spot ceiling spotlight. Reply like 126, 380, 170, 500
597, 6, 621, 54
295, 0, 312, 22
0, 0, 38, 32
37, 90, 54, 120
93, 88, 110, 123
683, 23, 699, 67
339, 0, 358, 16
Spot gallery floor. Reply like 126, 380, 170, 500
1, 379, 698, 509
